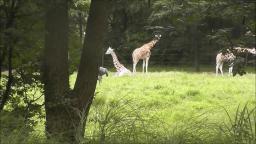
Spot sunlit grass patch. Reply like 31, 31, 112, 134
79, 69, 255, 143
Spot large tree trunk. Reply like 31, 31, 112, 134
78, 12, 83, 44
43, 0, 72, 141
43, 0, 111, 143
73, 0, 111, 126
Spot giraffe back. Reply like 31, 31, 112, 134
132, 47, 151, 61
132, 39, 158, 62
216, 52, 235, 64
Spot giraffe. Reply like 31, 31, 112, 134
105, 47, 131, 76
132, 34, 161, 73
216, 47, 256, 76
216, 50, 235, 76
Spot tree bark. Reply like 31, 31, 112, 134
0, 43, 13, 110
73, 0, 111, 122
0, 48, 6, 82
78, 12, 83, 44
0, 0, 20, 110
43, 0, 111, 143
43, 0, 72, 142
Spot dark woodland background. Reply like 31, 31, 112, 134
1, 0, 255, 73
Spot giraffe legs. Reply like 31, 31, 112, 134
216, 63, 220, 76
219, 63, 224, 76
216, 62, 224, 76
145, 57, 149, 73
142, 60, 145, 73
133, 63, 137, 73
228, 66, 233, 76
133, 59, 149, 74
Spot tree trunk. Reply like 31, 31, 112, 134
43, 0, 73, 142
0, 0, 20, 110
73, 0, 111, 125
78, 12, 83, 44
0, 43, 13, 110
0, 49, 6, 81
43, 0, 111, 143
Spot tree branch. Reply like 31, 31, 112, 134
0, 43, 13, 110
0, 0, 21, 110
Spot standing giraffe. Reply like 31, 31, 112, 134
105, 47, 131, 76
216, 50, 235, 76
132, 34, 161, 73
216, 47, 256, 76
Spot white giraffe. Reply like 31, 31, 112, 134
105, 47, 131, 76
216, 47, 256, 76
216, 51, 235, 76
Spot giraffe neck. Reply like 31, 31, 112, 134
146, 39, 159, 50
244, 48, 255, 54
234, 48, 252, 55
110, 52, 124, 71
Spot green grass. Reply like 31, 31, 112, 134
93, 70, 254, 116
1, 67, 255, 144
81, 69, 255, 144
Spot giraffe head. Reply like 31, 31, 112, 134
154, 34, 162, 40
247, 48, 256, 55
105, 47, 114, 55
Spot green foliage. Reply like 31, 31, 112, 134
220, 103, 256, 144
0, 110, 42, 144
103, 0, 255, 67
69, 0, 91, 72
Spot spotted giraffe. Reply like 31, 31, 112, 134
216, 47, 256, 76
105, 47, 131, 76
132, 34, 161, 73
216, 50, 235, 76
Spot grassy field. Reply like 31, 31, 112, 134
1, 67, 255, 144
79, 67, 255, 144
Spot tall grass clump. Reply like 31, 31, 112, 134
85, 95, 168, 144
220, 103, 256, 144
